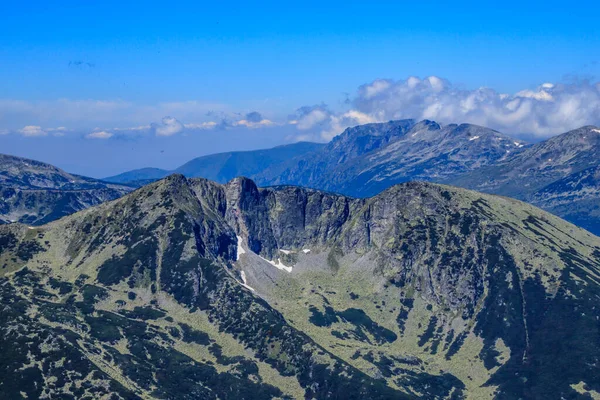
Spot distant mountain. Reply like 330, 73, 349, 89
0, 154, 132, 225
105, 142, 325, 186
104, 167, 171, 185
253, 119, 418, 189
106, 121, 525, 198
2, 175, 599, 398
450, 125, 600, 198
528, 165, 600, 234
255, 120, 527, 197
254, 122, 600, 235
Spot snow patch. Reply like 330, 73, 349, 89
469, 136, 480, 141
279, 249, 291, 255
592, 129, 600, 134
27, 226, 35, 230
259, 256, 293, 273
514, 141, 524, 148
240, 271, 255, 292
302, 249, 311, 253
236, 236, 246, 261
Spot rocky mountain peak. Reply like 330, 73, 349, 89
326, 119, 416, 158
412, 119, 441, 131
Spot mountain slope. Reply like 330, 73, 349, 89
1, 175, 599, 399
104, 167, 171, 185
254, 121, 527, 197
450, 125, 600, 198
175, 141, 325, 182
446, 125, 600, 234
253, 119, 418, 189
0, 154, 132, 225
528, 164, 600, 234
105, 142, 326, 186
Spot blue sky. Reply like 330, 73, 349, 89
1, 0, 600, 177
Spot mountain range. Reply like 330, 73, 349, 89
104, 142, 325, 186
106, 120, 600, 235
252, 120, 527, 197
0, 154, 133, 225
1, 174, 599, 399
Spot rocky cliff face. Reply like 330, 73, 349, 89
0, 154, 132, 225
1, 175, 599, 399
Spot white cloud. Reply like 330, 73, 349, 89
112, 125, 150, 132
319, 111, 379, 141
184, 122, 218, 130
151, 116, 184, 136
515, 88, 554, 101
343, 110, 377, 125
233, 111, 275, 128
234, 118, 275, 128
182, 111, 279, 131
288, 105, 380, 141
86, 130, 113, 139
363, 79, 392, 99
290, 105, 332, 131
47, 126, 69, 137
18, 125, 47, 137
326, 76, 600, 138
3, 77, 600, 142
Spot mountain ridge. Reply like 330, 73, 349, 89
6, 121, 600, 236
105, 121, 600, 235
104, 142, 325, 185
0, 153, 133, 225
2, 174, 599, 398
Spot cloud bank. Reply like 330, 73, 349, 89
18, 126, 47, 137
1, 76, 599, 142
86, 130, 113, 139
151, 116, 184, 136
338, 77, 600, 138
